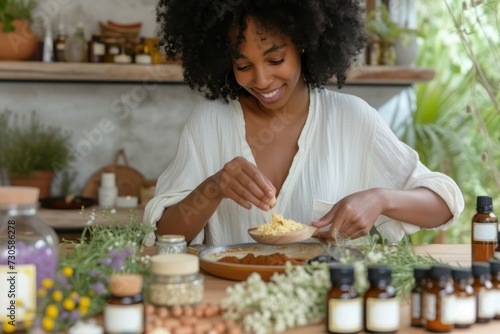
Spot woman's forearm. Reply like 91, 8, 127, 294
155, 178, 223, 242
379, 187, 453, 228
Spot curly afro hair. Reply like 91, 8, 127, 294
157, 0, 368, 101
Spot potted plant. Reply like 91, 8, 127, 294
0, 0, 38, 60
0, 110, 74, 198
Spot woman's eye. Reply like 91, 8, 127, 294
269, 59, 285, 65
236, 65, 250, 71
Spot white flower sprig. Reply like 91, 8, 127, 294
220, 263, 330, 334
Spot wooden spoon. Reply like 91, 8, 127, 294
248, 224, 319, 245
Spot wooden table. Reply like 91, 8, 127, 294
201, 244, 497, 333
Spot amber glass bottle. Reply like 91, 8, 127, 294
472, 196, 498, 262
410, 266, 430, 328
364, 265, 399, 334
423, 264, 455, 332
451, 267, 476, 328
489, 259, 500, 320
472, 262, 496, 323
327, 263, 363, 334
495, 231, 500, 260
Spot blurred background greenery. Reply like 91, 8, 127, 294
402, 0, 500, 244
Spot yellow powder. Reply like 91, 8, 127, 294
256, 213, 304, 236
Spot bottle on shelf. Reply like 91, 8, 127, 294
410, 266, 430, 328
114, 44, 132, 64
65, 23, 88, 63
472, 262, 496, 323
135, 43, 152, 65
423, 264, 455, 332
0, 187, 59, 333
326, 263, 363, 334
489, 259, 500, 320
363, 265, 399, 334
54, 22, 67, 62
495, 230, 500, 260
87, 32, 105, 63
451, 267, 476, 329
42, 21, 54, 63
471, 195, 498, 262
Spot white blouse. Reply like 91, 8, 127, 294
144, 88, 464, 246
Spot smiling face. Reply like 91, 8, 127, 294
231, 18, 307, 112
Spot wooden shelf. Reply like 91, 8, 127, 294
0, 61, 434, 85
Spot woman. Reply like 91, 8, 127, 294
144, 0, 464, 246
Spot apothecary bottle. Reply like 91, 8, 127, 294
495, 230, 500, 260
363, 265, 399, 334
327, 263, 362, 334
423, 264, 455, 332
156, 234, 187, 255
98, 172, 118, 207
65, 23, 88, 62
104, 274, 144, 334
0, 187, 59, 332
471, 196, 498, 262
472, 262, 496, 323
451, 267, 476, 328
410, 266, 430, 328
147, 254, 204, 307
489, 259, 500, 320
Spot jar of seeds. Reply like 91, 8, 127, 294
155, 234, 187, 254
147, 254, 204, 307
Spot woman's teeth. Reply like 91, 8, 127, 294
260, 89, 279, 98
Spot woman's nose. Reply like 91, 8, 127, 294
253, 66, 272, 89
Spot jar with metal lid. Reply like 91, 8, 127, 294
156, 234, 187, 254
147, 254, 204, 307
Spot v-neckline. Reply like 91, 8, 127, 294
230, 89, 316, 211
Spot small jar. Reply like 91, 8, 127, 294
489, 259, 500, 319
452, 267, 476, 328
410, 266, 430, 328
147, 254, 204, 307
156, 234, 187, 255
423, 264, 455, 332
472, 262, 496, 323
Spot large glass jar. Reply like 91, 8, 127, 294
155, 234, 187, 255
147, 254, 204, 307
0, 187, 59, 331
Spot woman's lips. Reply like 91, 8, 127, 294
256, 85, 284, 104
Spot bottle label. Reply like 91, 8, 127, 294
478, 288, 496, 318
423, 292, 436, 321
454, 296, 476, 324
473, 223, 497, 241
328, 297, 363, 333
93, 43, 105, 56
0, 264, 37, 322
56, 43, 65, 50
495, 251, 500, 260
495, 289, 500, 316
411, 292, 421, 318
440, 294, 456, 324
104, 303, 144, 333
366, 297, 400, 332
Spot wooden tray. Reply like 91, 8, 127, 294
82, 148, 145, 200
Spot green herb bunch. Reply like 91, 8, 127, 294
28, 209, 156, 333
0, 0, 37, 32
0, 110, 74, 178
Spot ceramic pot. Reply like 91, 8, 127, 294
10, 170, 54, 199
0, 19, 37, 60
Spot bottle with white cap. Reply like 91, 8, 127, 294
98, 172, 118, 207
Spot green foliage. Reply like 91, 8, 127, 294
0, 0, 37, 32
0, 110, 74, 178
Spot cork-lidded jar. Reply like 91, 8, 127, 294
147, 253, 204, 307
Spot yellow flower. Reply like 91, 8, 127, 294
38, 289, 47, 297
52, 290, 63, 302
42, 316, 54, 332
62, 266, 74, 277
15, 300, 23, 307
69, 291, 79, 299
2, 320, 15, 333
45, 304, 59, 318
79, 296, 91, 308
78, 305, 89, 315
63, 298, 75, 311
42, 278, 53, 289
23, 319, 33, 329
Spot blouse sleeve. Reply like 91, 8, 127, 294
366, 109, 465, 242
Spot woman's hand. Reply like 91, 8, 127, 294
312, 189, 385, 240
211, 157, 276, 211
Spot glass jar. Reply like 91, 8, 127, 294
147, 254, 204, 307
156, 234, 187, 255
0, 187, 59, 332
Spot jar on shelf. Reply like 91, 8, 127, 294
147, 254, 204, 307
0, 186, 59, 332
156, 234, 187, 255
